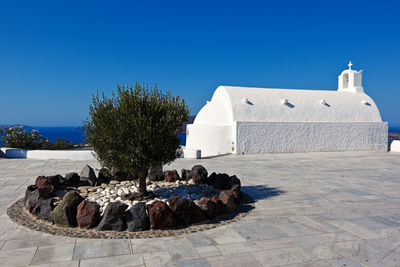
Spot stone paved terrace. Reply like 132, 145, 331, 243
0, 151, 400, 266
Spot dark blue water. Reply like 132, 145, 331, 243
33, 127, 85, 144
389, 126, 400, 133
26, 127, 187, 146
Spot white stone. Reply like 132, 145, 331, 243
185, 62, 388, 157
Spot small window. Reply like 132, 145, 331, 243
343, 73, 349, 88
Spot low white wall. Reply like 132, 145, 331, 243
185, 124, 232, 158
1, 148, 95, 160
391, 140, 400, 152
234, 121, 388, 154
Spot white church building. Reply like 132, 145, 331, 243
184, 62, 388, 158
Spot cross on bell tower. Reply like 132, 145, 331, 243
348, 61, 353, 70
338, 61, 364, 93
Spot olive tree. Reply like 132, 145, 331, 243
83, 83, 189, 196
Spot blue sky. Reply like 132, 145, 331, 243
0, 0, 399, 126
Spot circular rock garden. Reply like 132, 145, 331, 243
9, 164, 251, 238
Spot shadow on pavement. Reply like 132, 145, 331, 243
241, 185, 285, 202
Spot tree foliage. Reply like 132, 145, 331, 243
83, 83, 189, 194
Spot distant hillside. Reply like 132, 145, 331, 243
0, 124, 32, 129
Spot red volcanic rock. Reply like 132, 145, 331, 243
168, 196, 207, 226
164, 170, 180, 182
147, 200, 176, 229
197, 197, 216, 218
219, 190, 238, 213
35, 176, 55, 194
211, 196, 225, 217
77, 200, 100, 229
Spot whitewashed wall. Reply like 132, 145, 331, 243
185, 124, 232, 157
233, 121, 388, 154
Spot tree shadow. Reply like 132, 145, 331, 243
241, 185, 285, 202
201, 185, 286, 224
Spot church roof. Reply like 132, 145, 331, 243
194, 85, 382, 125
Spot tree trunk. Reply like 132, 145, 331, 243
137, 169, 148, 197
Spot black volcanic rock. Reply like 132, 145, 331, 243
191, 165, 208, 184
96, 202, 128, 231
125, 202, 150, 231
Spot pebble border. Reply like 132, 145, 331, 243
7, 194, 255, 239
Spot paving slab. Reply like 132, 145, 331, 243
0, 151, 399, 266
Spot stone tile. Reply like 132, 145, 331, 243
212, 228, 247, 244
195, 246, 221, 257
79, 254, 144, 267
0, 152, 400, 266
274, 222, 324, 237
325, 220, 383, 239
165, 237, 199, 262
307, 242, 342, 260
217, 241, 262, 255
4, 226, 44, 241
365, 253, 400, 267
207, 252, 263, 267
232, 220, 288, 241
0, 224, 20, 240
349, 216, 400, 230
330, 240, 383, 265
280, 261, 332, 267
31, 243, 75, 265
176, 258, 210, 267
131, 238, 167, 253
292, 232, 359, 251
73, 239, 131, 260
142, 251, 174, 267
252, 246, 314, 266
254, 238, 298, 251
328, 257, 364, 267
186, 232, 217, 247
291, 216, 335, 233
30, 261, 80, 267
374, 227, 400, 238
0, 246, 37, 266
365, 235, 400, 254
1, 235, 68, 251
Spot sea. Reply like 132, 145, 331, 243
22, 126, 187, 146
4, 125, 400, 147
390, 126, 400, 133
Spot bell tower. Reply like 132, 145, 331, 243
338, 61, 364, 93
